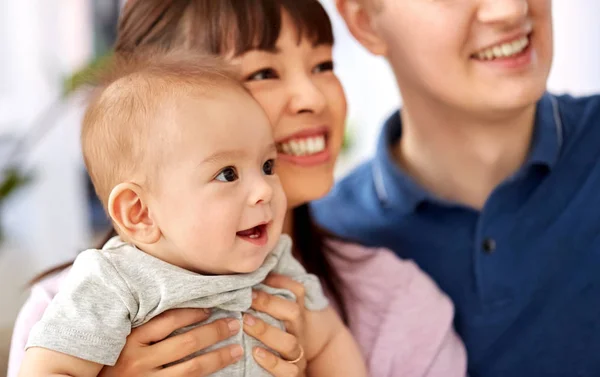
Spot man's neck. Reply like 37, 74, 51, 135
393, 99, 537, 210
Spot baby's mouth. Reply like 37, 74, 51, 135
236, 224, 266, 239
236, 224, 269, 246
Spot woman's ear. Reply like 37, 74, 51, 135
336, 0, 388, 56
107, 183, 161, 245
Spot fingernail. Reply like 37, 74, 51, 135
227, 319, 240, 333
243, 314, 256, 326
255, 347, 267, 359
252, 291, 258, 300
202, 308, 211, 314
230, 345, 244, 359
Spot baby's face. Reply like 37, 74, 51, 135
147, 89, 287, 274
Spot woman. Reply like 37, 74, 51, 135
9, 1, 467, 376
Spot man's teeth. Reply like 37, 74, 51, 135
249, 232, 259, 239
279, 135, 326, 157
476, 36, 529, 60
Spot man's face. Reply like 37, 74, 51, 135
350, 0, 553, 115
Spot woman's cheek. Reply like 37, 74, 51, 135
247, 85, 284, 132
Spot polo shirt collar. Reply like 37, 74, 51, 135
371, 93, 563, 213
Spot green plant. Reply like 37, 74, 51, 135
63, 52, 113, 95
341, 120, 356, 155
0, 167, 31, 241
0, 168, 30, 199
0, 52, 109, 243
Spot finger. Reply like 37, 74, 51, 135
251, 290, 302, 333
150, 318, 241, 367
263, 274, 306, 308
243, 314, 300, 361
155, 344, 244, 377
132, 308, 211, 344
253, 347, 302, 377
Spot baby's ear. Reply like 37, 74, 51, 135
107, 183, 161, 245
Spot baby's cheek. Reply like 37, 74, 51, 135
193, 214, 236, 245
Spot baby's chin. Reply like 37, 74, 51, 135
229, 257, 270, 275
229, 248, 273, 275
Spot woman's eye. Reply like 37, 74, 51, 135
215, 167, 239, 182
262, 159, 275, 175
313, 60, 334, 74
247, 68, 279, 81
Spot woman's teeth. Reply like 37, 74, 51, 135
475, 36, 529, 60
278, 135, 326, 156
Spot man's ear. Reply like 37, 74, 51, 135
107, 182, 161, 245
336, 0, 388, 56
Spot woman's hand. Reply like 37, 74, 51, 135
99, 308, 242, 377
243, 273, 309, 377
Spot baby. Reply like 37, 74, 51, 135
19, 50, 366, 377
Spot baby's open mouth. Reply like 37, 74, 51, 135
237, 224, 265, 239
236, 224, 269, 246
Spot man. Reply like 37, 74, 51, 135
312, 0, 600, 375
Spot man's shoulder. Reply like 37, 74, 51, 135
311, 159, 385, 241
554, 92, 600, 131
549, 93, 600, 157
554, 92, 600, 109
330, 160, 376, 199
314, 159, 374, 206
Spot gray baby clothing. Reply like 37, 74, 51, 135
26, 234, 328, 376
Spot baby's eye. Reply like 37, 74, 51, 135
262, 159, 275, 175
246, 68, 279, 81
313, 60, 334, 74
215, 167, 239, 182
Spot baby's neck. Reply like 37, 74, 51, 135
130, 238, 202, 273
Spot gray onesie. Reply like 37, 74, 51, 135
26, 234, 328, 376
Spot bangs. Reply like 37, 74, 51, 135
184, 0, 334, 56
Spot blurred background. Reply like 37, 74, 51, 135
1, 0, 600, 374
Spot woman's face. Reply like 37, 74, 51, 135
232, 12, 347, 209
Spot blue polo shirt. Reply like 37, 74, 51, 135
311, 93, 600, 376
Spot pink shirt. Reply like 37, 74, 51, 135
8, 241, 466, 377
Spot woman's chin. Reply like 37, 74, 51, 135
286, 181, 334, 209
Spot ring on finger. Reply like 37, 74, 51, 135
285, 344, 304, 364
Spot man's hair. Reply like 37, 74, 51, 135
81, 48, 244, 210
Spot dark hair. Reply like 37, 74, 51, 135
115, 0, 334, 56
31, 0, 350, 323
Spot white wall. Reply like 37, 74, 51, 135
548, 0, 600, 95
0, 0, 93, 327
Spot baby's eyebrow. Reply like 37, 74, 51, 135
201, 149, 246, 165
